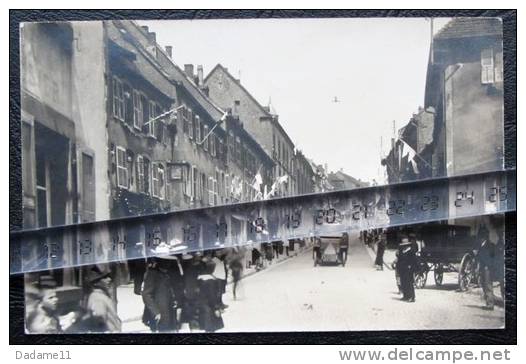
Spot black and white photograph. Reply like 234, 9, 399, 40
16, 16, 510, 334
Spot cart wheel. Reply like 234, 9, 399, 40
459, 253, 474, 291
434, 264, 444, 286
414, 270, 427, 289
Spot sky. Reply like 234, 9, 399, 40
139, 18, 451, 184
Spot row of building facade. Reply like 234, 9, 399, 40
21, 19, 349, 234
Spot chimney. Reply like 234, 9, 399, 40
184, 64, 194, 79
141, 25, 149, 34
197, 65, 204, 87
148, 32, 156, 43
165, 46, 173, 59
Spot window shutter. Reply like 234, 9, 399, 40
208, 176, 215, 206
481, 48, 494, 84
124, 84, 133, 126
182, 107, 189, 135
203, 125, 209, 151
188, 109, 194, 140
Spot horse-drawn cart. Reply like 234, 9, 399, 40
414, 224, 476, 289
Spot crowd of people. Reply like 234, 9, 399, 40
25, 247, 247, 334
25, 240, 307, 334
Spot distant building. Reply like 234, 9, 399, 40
204, 64, 298, 197
327, 170, 369, 190
382, 107, 435, 183
294, 150, 315, 195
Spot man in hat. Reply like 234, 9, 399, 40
81, 265, 122, 332
397, 236, 417, 302
142, 255, 184, 332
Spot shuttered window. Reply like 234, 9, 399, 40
481, 48, 494, 84
116, 146, 128, 189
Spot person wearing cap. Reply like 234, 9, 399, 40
142, 256, 184, 332
81, 265, 122, 332
397, 236, 417, 302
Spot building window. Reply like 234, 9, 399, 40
185, 166, 191, 199
195, 115, 201, 144
80, 152, 95, 222
201, 173, 207, 204
210, 134, 216, 157
208, 176, 215, 206
136, 155, 145, 193
235, 137, 242, 163
203, 125, 209, 151
152, 163, 165, 199
181, 106, 189, 135
112, 77, 125, 121
116, 146, 128, 189
148, 101, 157, 137
133, 90, 143, 130
225, 174, 230, 201
188, 109, 194, 140
191, 166, 199, 200
481, 48, 495, 84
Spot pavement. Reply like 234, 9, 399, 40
117, 233, 504, 333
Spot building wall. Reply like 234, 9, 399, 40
427, 32, 504, 178
70, 22, 110, 222
443, 50, 504, 176
104, 20, 177, 219
171, 87, 228, 209
205, 67, 272, 150
205, 66, 296, 197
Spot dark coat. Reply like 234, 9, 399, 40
197, 276, 224, 332
142, 261, 184, 332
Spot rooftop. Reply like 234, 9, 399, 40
434, 17, 502, 40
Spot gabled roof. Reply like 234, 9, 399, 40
204, 64, 272, 118
204, 63, 295, 148
434, 17, 502, 40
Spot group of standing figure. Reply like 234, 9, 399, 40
131, 248, 244, 333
